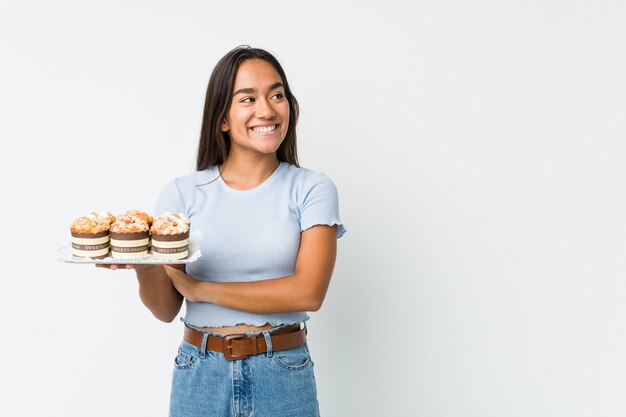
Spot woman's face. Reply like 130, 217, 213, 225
221, 59, 290, 158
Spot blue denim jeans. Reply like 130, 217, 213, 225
169, 323, 320, 417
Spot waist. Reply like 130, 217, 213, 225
183, 322, 306, 361
195, 323, 276, 335
182, 303, 310, 331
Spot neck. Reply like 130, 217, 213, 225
219, 153, 281, 191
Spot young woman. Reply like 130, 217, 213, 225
100, 46, 345, 416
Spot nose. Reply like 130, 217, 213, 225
255, 97, 276, 119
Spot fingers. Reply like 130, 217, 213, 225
162, 264, 179, 276
94, 263, 128, 270
94, 263, 161, 272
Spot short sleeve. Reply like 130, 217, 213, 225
300, 173, 346, 239
154, 179, 184, 215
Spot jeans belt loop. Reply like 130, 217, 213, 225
183, 323, 305, 361
262, 330, 273, 358
200, 332, 209, 359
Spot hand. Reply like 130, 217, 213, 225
163, 265, 200, 302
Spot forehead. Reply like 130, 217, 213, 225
233, 59, 283, 89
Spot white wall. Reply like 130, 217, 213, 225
2, 1, 625, 416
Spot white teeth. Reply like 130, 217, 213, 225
252, 125, 277, 133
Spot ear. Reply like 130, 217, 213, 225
220, 119, 229, 132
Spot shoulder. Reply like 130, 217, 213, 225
155, 169, 218, 211
281, 163, 337, 192
155, 169, 220, 214
160, 169, 217, 192
280, 164, 340, 208
283, 164, 346, 237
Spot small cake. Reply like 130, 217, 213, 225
91, 211, 116, 225
124, 210, 153, 226
150, 213, 191, 260
70, 212, 113, 259
110, 214, 150, 258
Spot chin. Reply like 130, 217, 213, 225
257, 146, 282, 155
255, 141, 284, 154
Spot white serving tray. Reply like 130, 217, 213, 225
57, 230, 203, 264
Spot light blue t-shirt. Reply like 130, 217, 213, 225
155, 162, 346, 327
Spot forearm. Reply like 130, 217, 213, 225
195, 275, 318, 314
166, 226, 337, 314
136, 265, 184, 322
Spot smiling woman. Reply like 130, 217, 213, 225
98, 46, 346, 417
220, 59, 291, 167
196, 46, 301, 173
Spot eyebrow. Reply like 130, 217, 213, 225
233, 82, 284, 96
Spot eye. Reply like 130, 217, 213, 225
271, 92, 285, 100
240, 97, 255, 103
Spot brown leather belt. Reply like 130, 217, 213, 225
183, 323, 306, 361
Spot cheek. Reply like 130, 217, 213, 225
280, 105, 290, 129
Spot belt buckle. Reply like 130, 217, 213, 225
222, 333, 249, 361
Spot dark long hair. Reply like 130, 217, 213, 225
196, 46, 300, 171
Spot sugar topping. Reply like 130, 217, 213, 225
151, 212, 190, 235
110, 214, 149, 233
71, 214, 111, 234
124, 210, 153, 225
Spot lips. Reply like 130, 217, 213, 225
250, 124, 278, 133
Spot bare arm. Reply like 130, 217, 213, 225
165, 225, 337, 313
96, 263, 184, 322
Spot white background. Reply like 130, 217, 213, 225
1, 1, 625, 416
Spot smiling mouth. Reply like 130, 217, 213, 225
250, 124, 278, 133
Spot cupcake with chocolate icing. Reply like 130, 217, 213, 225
110, 214, 150, 258
150, 213, 190, 260
70, 212, 114, 259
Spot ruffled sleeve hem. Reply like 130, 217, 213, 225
301, 221, 346, 239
